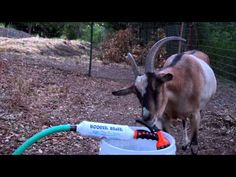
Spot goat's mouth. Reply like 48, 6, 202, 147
135, 118, 159, 133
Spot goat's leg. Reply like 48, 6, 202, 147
153, 115, 171, 149
161, 114, 171, 133
190, 111, 201, 155
181, 119, 190, 151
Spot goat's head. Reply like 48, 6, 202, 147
112, 36, 186, 129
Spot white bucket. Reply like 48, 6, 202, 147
99, 126, 176, 155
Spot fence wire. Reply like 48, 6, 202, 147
1, 22, 235, 82
163, 23, 236, 82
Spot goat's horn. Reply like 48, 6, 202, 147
127, 52, 141, 78
145, 36, 186, 73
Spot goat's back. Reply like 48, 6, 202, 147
184, 50, 210, 65
161, 53, 217, 113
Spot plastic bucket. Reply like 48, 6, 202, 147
99, 126, 176, 155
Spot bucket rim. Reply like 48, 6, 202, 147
100, 130, 176, 154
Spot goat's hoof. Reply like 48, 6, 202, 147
182, 145, 188, 151
190, 145, 198, 155
181, 142, 190, 151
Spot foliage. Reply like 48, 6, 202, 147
5, 22, 106, 45
35, 22, 65, 38
196, 22, 236, 81
197, 22, 236, 81
78, 23, 105, 46
99, 27, 167, 67
62, 23, 80, 40
0, 23, 5, 27
7, 22, 64, 38
99, 28, 135, 64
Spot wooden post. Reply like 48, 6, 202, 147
88, 22, 94, 77
28, 23, 32, 34
178, 22, 184, 53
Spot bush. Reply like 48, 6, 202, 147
8, 22, 65, 38
79, 23, 105, 46
99, 27, 167, 67
197, 22, 236, 81
99, 28, 135, 64
62, 23, 79, 40
61, 23, 105, 45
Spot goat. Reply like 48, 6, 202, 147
112, 36, 217, 154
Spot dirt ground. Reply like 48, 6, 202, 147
0, 37, 235, 155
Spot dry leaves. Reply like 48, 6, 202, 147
99, 27, 167, 68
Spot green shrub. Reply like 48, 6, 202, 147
62, 23, 79, 40
197, 22, 236, 81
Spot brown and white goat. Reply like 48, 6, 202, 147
112, 36, 217, 154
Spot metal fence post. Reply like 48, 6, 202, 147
178, 22, 184, 53
88, 22, 94, 77
188, 22, 193, 50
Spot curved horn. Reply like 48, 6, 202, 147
127, 52, 141, 78
145, 36, 186, 73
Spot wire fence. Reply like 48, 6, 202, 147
162, 22, 236, 82
1, 22, 236, 82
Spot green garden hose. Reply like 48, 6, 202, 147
12, 120, 174, 155
13, 124, 74, 155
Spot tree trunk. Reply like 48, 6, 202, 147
4, 22, 10, 28
28, 23, 32, 34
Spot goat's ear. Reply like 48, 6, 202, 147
160, 73, 173, 82
112, 85, 135, 96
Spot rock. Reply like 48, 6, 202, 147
78, 135, 84, 140
18, 137, 27, 142
225, 115, 232, 122
42, 125, 48, 129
